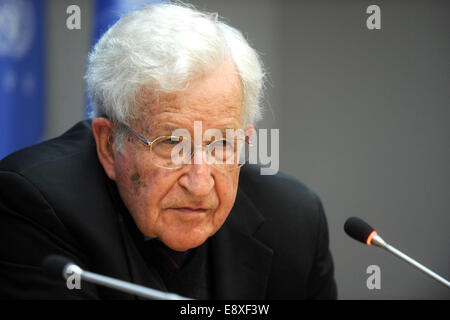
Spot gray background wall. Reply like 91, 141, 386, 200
45, 0, 449, 299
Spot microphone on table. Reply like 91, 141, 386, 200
41, 255, 193, 300
344, 216, 450, 289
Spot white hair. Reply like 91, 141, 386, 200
85, 2, 265, 134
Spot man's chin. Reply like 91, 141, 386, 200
160, 233, 210, 252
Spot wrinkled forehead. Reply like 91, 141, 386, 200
134, 61, 243, 134
140, 96, 243, 137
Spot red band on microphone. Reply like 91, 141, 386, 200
366, 230, 377, 245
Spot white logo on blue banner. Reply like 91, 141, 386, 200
0, 0, 35, 59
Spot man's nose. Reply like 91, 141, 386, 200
178, 149, 215, 197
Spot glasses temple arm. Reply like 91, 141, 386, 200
124, 125, 151, 146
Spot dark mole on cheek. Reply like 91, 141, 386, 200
130, 172, 141, 192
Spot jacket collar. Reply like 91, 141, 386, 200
107, 178, 168, 298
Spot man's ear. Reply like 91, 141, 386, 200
92, 118, 117, 181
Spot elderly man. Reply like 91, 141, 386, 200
0, 3, 337, 299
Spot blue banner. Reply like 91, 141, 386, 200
0, 0, 44, 160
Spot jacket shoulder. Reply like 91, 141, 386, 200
0, 120, 94, 175
239, 164, 321, 222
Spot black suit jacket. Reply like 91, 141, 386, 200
0, 120, 337, 299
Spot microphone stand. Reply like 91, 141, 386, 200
371, 234, 450, 289
64, 263, 193, 300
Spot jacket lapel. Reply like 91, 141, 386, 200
117, 213, 169, 298
107, 178, 168, 299
210, 187, 274, 299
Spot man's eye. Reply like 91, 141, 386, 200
211, 139, 233, 149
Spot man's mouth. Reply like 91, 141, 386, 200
171, 207, 210, 214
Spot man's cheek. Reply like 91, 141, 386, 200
130, 172, 144, 193
224, 173, 240, 199
135, 168, 174, 203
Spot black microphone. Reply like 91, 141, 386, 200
344, 217, 450, 289
344, 217, 378, 245
41, 255, 193, 300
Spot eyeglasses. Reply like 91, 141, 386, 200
121, 124, 251, 170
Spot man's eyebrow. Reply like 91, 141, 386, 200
152, 124, 240, 132
148, 124, 182, 134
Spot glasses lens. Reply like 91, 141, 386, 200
207, 139, 248, 170
151, 136, 191, 168
150, 136, 249, 170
